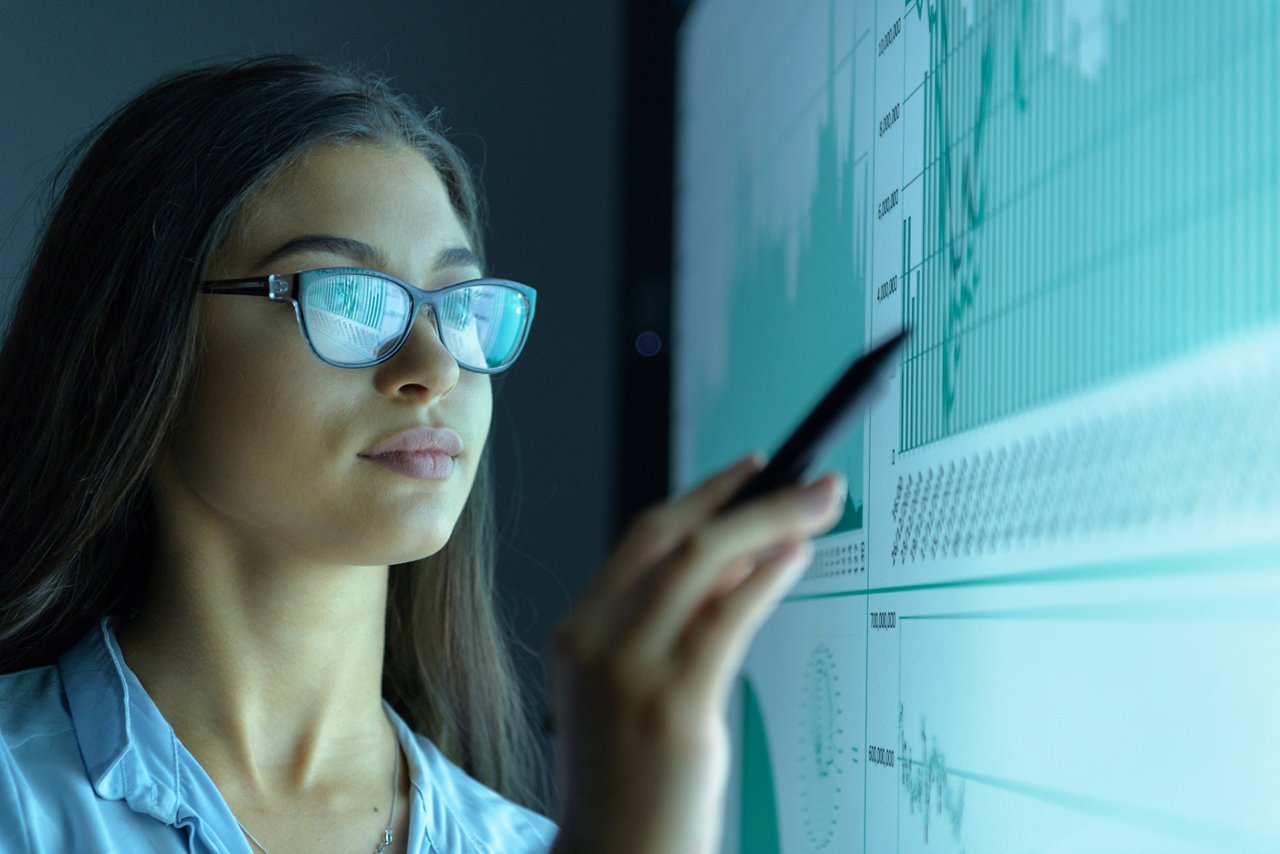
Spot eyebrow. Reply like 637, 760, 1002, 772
252, 234, 482, 275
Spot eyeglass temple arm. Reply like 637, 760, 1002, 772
199, 275, 292, 299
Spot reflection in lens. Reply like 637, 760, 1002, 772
304, 274, 408, 365
303, 274, 527, 370
442, 288, 487, 367
442, 285, 528, 370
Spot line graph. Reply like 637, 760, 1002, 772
899, 0, 1280, 449
898, 704, 965, 844
878, 585, 1280, 852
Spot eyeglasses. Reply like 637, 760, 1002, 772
199, 267, 537, 372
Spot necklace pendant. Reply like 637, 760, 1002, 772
373, 828, 393, 854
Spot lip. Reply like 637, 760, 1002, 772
361, 450, 455, 480
359, 426, 462, 458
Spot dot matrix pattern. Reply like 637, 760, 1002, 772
891, 363, 1280, 565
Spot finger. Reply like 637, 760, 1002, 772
676, 537, 812, 701
623, 472, 844, 657
561, 452, 766, 654
586, 451, 766, 603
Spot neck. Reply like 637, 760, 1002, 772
115, 494, 400, 798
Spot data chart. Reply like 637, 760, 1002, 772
675, 1, 1280, 851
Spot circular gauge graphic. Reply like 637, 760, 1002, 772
797, 641, 845, 849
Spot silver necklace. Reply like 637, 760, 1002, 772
237, 742, 401, 854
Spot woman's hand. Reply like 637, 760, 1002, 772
549, 453, 847, 854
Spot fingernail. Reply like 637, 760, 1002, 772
802, 477, 837, 514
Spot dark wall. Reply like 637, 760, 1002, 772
0, 1, 625, 809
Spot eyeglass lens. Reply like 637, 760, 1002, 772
300, 272, 529, 369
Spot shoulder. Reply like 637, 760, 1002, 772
0, 664, 80, 851
0, 663, 77, 768
404, 728, 560, 854
0, 659, 241, 853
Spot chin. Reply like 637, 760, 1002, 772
383, 530, 459, 565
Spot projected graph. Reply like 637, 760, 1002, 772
897, 704, 964, 845
899, 0, 1280, 449
677, 0, 1280, 852
879, 579, 1280, 853
675, 0, 872, 534
733, 602, 865, 854
798, 642, 850, 850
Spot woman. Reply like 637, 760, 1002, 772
0, 55, 844, 853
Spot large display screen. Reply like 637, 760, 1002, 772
674, 1, 1280, 850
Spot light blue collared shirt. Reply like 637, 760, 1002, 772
0, 617, 559, 852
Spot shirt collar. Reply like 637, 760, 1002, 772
58, 615, 181, 822
57, 616, 436, 851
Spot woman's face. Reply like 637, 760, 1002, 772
159, 141, 492, 568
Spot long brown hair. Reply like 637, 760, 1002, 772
0, 54, 550, 813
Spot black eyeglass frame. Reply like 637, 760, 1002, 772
199, 266, 537, 373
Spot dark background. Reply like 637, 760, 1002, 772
0, 1, 680, 812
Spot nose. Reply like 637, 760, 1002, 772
375, 303, 460, 397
